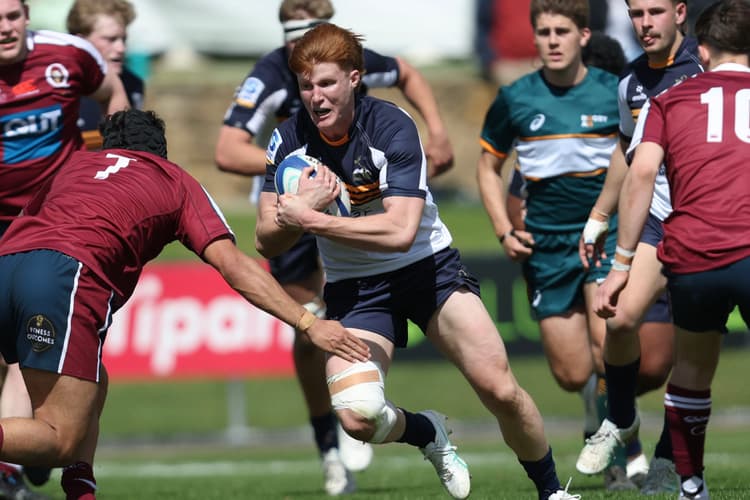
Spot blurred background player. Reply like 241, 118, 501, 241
213, 0, 454, 494
575, 0, 704, 494
66, 0, 145, 151
504, 30, 627, 232
594, 2, 750, 497
476, 0, 635, 490
0, 0, 128, 496
0, 108, 369, 500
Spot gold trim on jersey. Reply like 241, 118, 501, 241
479, 138, 508, 159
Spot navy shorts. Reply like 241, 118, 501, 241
639, 214, 671, 323
0, 250, 117, 382
269, 232, 321, 284
665, 255, 750, 333
324, 248, 480, 347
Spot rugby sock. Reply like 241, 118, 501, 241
61, 461, 96, 500
595, 374, 608, 426
395, 409, 434, 448
518, 447, 561, 500
604, 359, 639, 429
310, 411, 338, 454
653, 412, 674, 460
664, 384, 711, 478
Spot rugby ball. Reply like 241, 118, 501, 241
274, 154, 351, 217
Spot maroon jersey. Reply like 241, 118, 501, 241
0, 30, 106, 224
0, 149, 234, 300
640, 64, 750, 273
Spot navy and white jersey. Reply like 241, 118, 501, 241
222, 46, 401, 202
619, 37, 702, 221
262, 95, 452, 282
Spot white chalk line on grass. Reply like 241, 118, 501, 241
87, 451, 742, 478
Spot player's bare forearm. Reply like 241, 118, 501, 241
255, 193, 304, 258
214, 126, 268, 176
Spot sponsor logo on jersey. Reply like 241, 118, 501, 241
26, 314, 56, 352
11, 79, 39, 97
45, 63, 71, 88
632, 84, 648, 102
580, 114, 609, 128
266, 129, 282, 163
529, 114, 545, 132
1, 105, 63, 164
236, 77, 264, 108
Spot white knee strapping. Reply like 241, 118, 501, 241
328, 360, 398, 443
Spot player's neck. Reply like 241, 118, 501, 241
648, 31, 684, 67
542, 62, 587, 88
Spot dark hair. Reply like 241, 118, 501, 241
100, 109, 168, 158
530, 0, 589, 29
695, 0, 750, 55
583, 31, 627, 75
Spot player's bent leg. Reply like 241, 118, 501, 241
427, 290, 576, 499
427, 291, 548, 459
604, 242, 667, 366
10, 369, 98, 466
539, 312, 595, 392
635, 321, 673, 395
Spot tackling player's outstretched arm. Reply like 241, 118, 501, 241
202, 237, 369, 362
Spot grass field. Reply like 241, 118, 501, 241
27, 347, 749, 499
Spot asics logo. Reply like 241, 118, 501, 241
529, 114, 546, 132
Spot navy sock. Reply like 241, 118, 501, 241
396, 409, 434, 447
605, 359, 640, 429
310, 411, 338, 454
519, 448, 561, 500
653, 412, 674, 460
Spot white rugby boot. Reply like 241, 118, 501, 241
336, 422, 373, 472
680, 476, 710, 499
576, 416, 640, 475
548, 478, 582, 500
641, 457, 679, 494
418, 410, 471, 499
321, 448, 356, 496
626, 451, 650, 487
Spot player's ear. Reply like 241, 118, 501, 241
579, 27, 592, 48
350, 69, 361, 89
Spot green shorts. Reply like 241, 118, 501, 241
521, 227, 615, 320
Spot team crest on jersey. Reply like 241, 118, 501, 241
236, 77, 264, 108
45, 63, 71, 89
267, 129, 282, 163
580, 114, 609, 128
529, 114, 546, 132
26, 314, 56, 353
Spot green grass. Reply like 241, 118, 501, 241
36, 349, 742, 499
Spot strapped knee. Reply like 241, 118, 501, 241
328, 360, 398, 443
